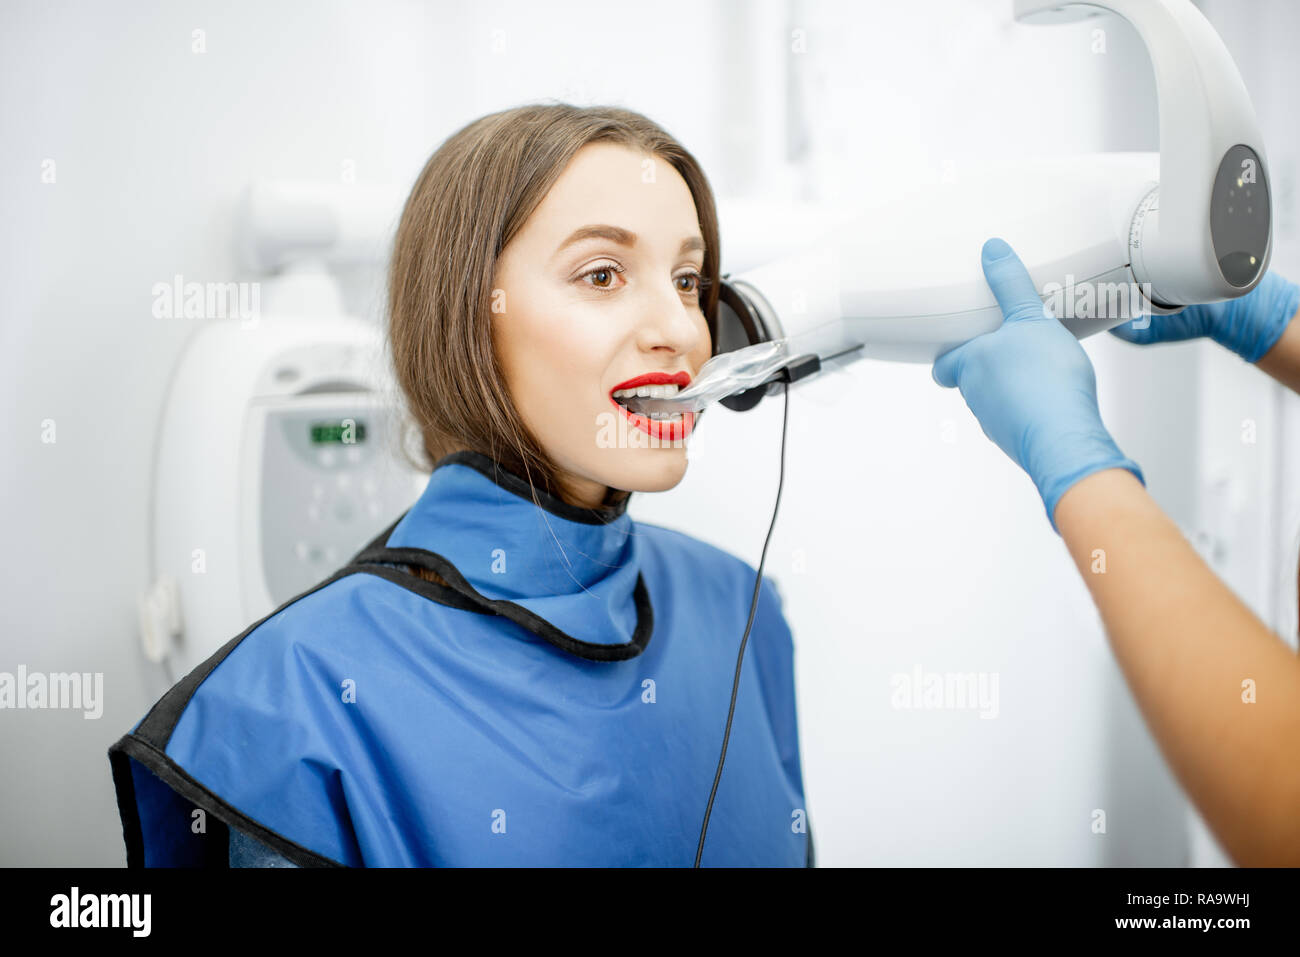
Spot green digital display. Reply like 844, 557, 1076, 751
310, 420, 367, 444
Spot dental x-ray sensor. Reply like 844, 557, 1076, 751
628, 0, 1273, 417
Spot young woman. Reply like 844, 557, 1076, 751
933, 238, 1300, 866
109, 104, 813, 867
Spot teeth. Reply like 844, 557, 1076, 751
612, 382, 687, 423
613, 383, 681, 399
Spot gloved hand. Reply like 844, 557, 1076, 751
932, 237, 1145, 535
1109, 270, 1300, 362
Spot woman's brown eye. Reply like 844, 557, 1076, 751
580, 262, 623, 289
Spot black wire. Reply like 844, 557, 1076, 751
694, 375, 791, 867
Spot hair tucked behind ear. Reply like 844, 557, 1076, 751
385, 102, 721, 520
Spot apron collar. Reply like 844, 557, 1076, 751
374, 450, 653, 661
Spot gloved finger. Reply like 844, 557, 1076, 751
982, 237, 1051, 324
931, 343, 963, 388
1107, 319, 1150, 343
1107, 317, 1138, 340
1108, 304, 1191, 344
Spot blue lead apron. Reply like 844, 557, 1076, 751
108, 450, 814, 866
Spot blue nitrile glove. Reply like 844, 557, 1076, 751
932, 238, 1145, 535
1109, 270, 1300, 362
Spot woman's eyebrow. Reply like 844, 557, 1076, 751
553, 224, 706, 259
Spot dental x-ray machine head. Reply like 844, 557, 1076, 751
625, 0, 1273, 417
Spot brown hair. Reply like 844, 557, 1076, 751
385, 102, 721, 517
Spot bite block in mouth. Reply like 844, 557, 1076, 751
619, 393, 696, 415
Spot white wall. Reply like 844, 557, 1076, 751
7, 0, 1286, 867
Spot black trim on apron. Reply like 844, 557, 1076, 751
109, 555, 374, 868
349, 464, 656, 662
431, 449, 633, 525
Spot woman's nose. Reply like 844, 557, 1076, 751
636, 282, 706, 353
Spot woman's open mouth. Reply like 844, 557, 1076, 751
609, 380, 696, 442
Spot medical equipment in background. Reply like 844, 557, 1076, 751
627, 0, 1273, 418
138, 181, 425, 679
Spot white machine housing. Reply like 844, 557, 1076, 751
146, 315, 424, 677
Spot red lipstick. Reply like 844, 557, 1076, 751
608, 370, 696, 443
609, 370, 692, 392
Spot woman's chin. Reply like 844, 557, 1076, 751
604, 450, 690, 493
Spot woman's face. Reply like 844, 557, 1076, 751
492, 141, 713, 509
